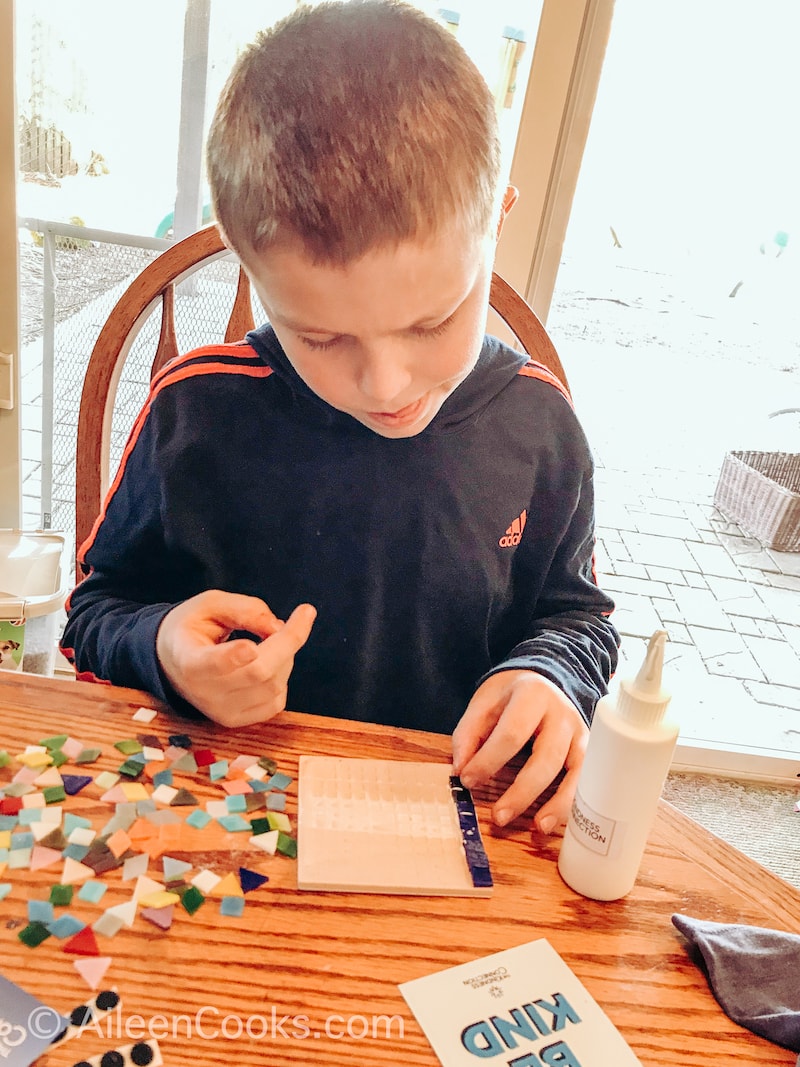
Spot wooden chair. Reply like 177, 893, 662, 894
75, 225, 570, 572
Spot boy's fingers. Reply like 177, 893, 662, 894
166, 599, 315, 687
532, 776, 576, 835
216, 637, 261, 672
532, 739, 586, 834
295, 601, 318, 629
493, 728, 586, 831
458, 688, 543, 787
451, 687, 502, 774
256, 603, 317, 666
488, 714, 567, 824
177, 604, 317, 722
455, 671, 589, 828
491, 748, 565, 827
214, 603, 317, 679
279, 602, 318, 649
197, 591, 284, 639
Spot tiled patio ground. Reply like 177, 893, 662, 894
593, 464, 800, 758
549, 251, 800, 772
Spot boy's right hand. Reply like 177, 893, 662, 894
155, 591, 317, 727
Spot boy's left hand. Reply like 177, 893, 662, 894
451, 670, 587, 835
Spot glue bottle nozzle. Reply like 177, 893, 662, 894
618, 629, 671, 726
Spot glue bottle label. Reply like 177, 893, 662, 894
566, 790, 624, 857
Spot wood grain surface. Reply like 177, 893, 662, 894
0, 672, 797, 1066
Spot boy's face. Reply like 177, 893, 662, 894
242, 226, 493, 438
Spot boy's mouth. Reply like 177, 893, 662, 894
366, 396, 427, 428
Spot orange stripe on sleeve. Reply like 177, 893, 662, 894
517, 361, 573, 407
74, 670, 112, 686
149, 340, 257, 388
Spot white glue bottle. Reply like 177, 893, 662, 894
557, 629, 678, 901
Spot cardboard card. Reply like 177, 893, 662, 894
0, 973, 70, 1067
399, 938, 642, 1066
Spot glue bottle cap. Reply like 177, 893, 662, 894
617, 629, 671, 727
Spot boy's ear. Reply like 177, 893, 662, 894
496, 185, 519, 240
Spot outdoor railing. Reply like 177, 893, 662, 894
19, 217, 170, 534
17, 218, 257, 563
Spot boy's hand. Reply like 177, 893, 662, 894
156, 591, 316, 727
451, 670, 587, 835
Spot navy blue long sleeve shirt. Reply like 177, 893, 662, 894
62, 327, 619, 733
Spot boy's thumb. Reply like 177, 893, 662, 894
280, 603, 317, 650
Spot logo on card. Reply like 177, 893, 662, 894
462, 966, 511, 992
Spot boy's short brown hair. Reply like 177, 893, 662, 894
207, 0, 501, 264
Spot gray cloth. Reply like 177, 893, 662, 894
673, 913, 800, 1063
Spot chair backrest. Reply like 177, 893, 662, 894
75, 225, 570, 572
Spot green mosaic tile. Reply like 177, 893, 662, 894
276, 833, 298, 859
18, 921, 52, 948
49, 884, 74, 907
39, 734, 68, 751
74, 748, 102, 764
180, 886, 205, 915
43, 785, 66, 805
114, 739, 144, 755
117, 759, 144, 779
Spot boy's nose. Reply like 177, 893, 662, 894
356, 346, 414, 407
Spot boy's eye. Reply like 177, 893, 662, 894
298, 312, 456, 351
299, 335, 342, 351
412, 313, 456, 339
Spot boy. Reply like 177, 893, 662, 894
63, 0, 618, 835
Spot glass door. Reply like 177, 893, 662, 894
547, 0, 800, 778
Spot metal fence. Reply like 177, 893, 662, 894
18, 218, 265, 575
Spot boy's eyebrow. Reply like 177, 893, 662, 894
272, 301, 464, 337
270, 313, 342, 336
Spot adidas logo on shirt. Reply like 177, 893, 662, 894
499, 509, 527, 547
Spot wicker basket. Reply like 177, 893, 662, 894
713, 450, 800, 552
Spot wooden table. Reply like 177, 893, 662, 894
1, 673, 798, 1067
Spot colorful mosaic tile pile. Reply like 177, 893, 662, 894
0, 706, 297, 990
